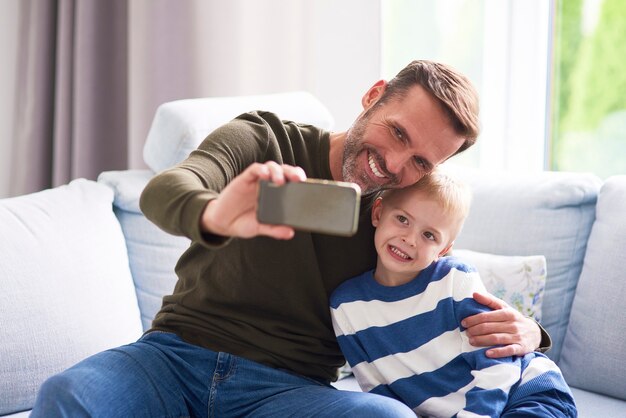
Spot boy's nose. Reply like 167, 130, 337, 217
402, 235, 416, 247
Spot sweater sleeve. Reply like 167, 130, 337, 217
140, 112, 277, 247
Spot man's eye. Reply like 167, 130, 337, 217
393, 126, 404, 142
414, 157, 427, 169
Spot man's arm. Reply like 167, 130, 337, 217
140, 113, 308, 244
461, 292, 550, 358
141, 161, 307, 244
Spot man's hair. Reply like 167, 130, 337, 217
378, 60, 480, 155
382, 167, 473, 223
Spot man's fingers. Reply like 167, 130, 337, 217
257, 224, 295, 240
472, 292, 507, 310
283, 165, 307, 182
258, 161, 306, 185
485, 344, 525, 359
265, 161, 286, 184
465, 320, 519, 337
462, 308, 516, 329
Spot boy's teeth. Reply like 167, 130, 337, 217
391, 246, 410, 259
368, 153, 385, 178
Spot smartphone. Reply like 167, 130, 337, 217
257, 179, 361, 237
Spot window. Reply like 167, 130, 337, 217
382, 0, 625, 177
550, 0, 626, 178
382, 0, 550, 172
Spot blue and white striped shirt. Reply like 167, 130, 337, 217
330, 257, 576, 417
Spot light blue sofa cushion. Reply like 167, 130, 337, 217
0, 179, 142, 416
143, 91, 335, 173
560, 175, 626, 400
450, 166, 602, 363
570, 387, 626, 418
98, 170, 190, 330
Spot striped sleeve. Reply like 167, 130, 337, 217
501, 353, 577, 417
414, 265, 519, 416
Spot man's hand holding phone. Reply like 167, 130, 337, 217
257, 178, 361, 237
200, 162, 306, 240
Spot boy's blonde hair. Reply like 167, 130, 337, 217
381, 168, 473, 222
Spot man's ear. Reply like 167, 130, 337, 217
362, 80, 387, 110
371, 197, 384, 227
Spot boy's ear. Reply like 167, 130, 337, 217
438, 242, 454, 258
371, 197, 384, 227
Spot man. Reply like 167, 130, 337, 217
33, 61, 548, 417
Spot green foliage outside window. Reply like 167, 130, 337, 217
551, 0, 626, 177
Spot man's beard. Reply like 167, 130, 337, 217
342, 112, 393, 196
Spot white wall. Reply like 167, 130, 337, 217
128, 0, 382, 168
0, 0, 20, 198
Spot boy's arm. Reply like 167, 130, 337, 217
452, 268, 522, 417
329, 303, 374, 388
501, 390, 577, 418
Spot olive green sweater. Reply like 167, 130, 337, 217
140, 111, 378, 382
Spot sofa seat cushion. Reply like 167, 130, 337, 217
448, 166, 602, 364
569, 387, 626, 417
0, 179, 143, 416
333, 377, 626, 417
560, 175, 626, 400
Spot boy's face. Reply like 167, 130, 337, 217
371, 189, 464, 286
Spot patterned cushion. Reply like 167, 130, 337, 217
452, 249, 546, 322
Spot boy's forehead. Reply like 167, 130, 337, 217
385, 187, 431, 207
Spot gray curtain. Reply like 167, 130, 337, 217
6, 0, 379, 197
11, 0, 129, 196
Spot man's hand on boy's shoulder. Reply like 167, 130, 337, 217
461, 292, 542, 358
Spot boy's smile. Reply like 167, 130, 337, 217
371, 190, 463, 286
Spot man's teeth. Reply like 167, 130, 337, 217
368, 153, 386, 178
391, 246, 410, 260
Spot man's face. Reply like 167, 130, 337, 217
342, 85, 465, 195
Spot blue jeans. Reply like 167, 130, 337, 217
32, 331, 414, 417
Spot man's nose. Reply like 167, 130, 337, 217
385, 150, 412, 175
385, 151, 419, 185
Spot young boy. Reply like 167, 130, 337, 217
330, 169, 577, 417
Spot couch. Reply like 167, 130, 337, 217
1, 92, 625, 417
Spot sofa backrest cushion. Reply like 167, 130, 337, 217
98, 170, 190, 330
143, 91, 335, 173
450, 166, 602, 364
559, 175, 626, 399
0, 179, 143, 415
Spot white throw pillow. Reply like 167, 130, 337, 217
452, 249, 547, 322
0, 179, 143, 415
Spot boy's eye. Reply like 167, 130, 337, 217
396, 215, 408, 224
424, 231, 436, 241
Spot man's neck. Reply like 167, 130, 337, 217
328, 131, 346, 181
